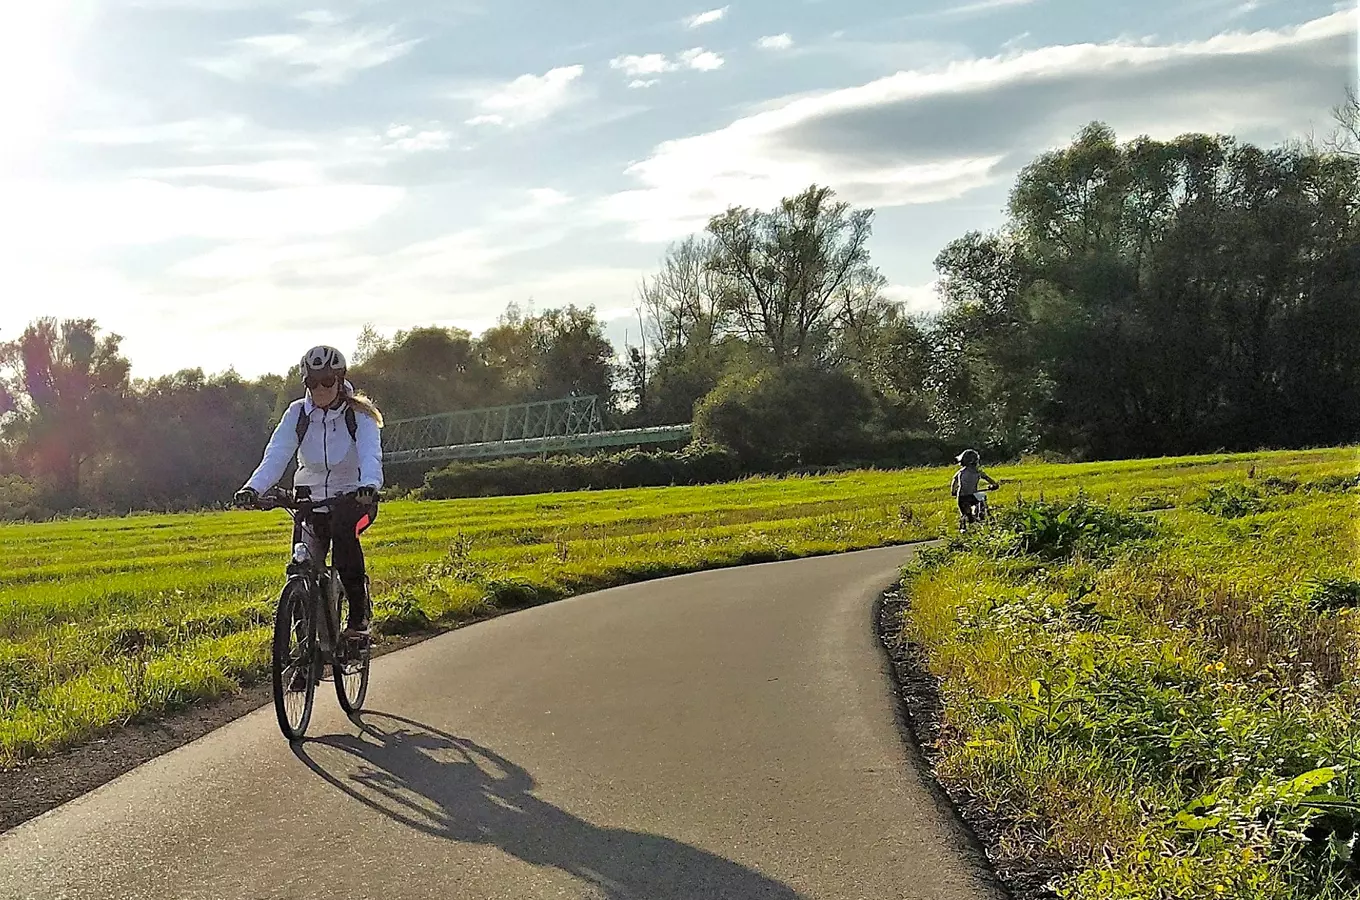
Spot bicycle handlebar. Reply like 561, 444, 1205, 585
244, 488, 375, 513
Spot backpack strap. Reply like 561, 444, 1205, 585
295, 403, 358, 445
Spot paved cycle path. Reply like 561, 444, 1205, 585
0, 546, 1003, 899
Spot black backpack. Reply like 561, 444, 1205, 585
295, 404, 358, 446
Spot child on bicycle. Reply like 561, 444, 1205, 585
234, 345, 384, 640
950, 448, 999, 529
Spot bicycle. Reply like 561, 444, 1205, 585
958, 489, 995, 533
244, 485, 374, 740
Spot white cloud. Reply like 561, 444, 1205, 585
197, 17, 420, 86
680, 48, 725, 70
0, 179, 405, 251
68, 115, 454, 186
131, 160, 331, 187
382, 126, 454, 153
910, 0, 1040, 19
483, 187, 575, 225
524, 187, 571, 211
685, 6, 728, 28
168, 240, 374, 280
610, 53, 678, 77
463, 65, 586, 126
599, 11, 1354, 242
69, 116, 263, 148
114, 241, 644, 378
0, 172, 633, 379
295, 9, 345, 26
756, 34, 794, 51
884, 281, 944, 314
607, 49, 723, 86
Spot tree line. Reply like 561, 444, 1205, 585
624, 117, 1360, 466
0, 303, 618, 517
2, 116, 1356, 518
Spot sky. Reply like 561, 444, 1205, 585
2, 0, 1356, 381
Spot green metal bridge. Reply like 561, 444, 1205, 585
382, 395, 692, 465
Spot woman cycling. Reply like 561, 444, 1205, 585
234, 345, 384, 640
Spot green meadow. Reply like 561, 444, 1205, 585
2, 446, 1356, 900
897, 447, 1360, 898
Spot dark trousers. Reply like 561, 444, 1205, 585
292, 501, 377, 627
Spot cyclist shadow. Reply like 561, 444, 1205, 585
291, 711, 806, 899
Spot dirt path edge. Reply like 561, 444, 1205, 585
875, 581, 1070, 900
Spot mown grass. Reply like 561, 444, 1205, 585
0, 468, 949, 765
1, 446, 1354, 792
897, 448, 1360, 899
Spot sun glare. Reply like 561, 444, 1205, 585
0, 2, 88, 169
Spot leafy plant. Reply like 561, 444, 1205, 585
979, 496, 1155, 562
1301, 577, 1360, 615
1197, 482, 1269, 518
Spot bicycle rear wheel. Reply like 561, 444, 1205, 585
272, 579, 318, 740
333, 582, 370, 714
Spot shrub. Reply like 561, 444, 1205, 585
419, 443, 741, 499
977, 496, 1157, 562
692, 364, 873, 469
1195, 482, 1268, 518
0, 474, 57, 522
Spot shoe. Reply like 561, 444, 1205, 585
342, 623, 371, 642
288, 667, 310, 692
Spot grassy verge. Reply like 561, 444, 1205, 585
895, 453, 1360, 898
1, 447, 1354, 776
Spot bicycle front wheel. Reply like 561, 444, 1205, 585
272, 579, 318, 741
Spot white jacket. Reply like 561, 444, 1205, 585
244, 395, 383, 502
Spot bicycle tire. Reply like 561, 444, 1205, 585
333, 582, 371, 714
272, 578, 318, 741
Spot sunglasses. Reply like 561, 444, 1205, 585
305, 373, 339, 389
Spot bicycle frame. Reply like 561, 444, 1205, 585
265, 488, 355, 654
283, 542, 343, 654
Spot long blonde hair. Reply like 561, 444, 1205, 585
342, 381, 384, 428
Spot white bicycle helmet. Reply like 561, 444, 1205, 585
299, 345, 347, 383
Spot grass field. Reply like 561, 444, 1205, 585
1, 467, 946, 766
896, 448, 1360, 898
1, 448, 1355, 827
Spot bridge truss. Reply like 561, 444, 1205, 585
382, 395, 691, 465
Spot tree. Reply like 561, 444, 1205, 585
352, 324, 390, 366
478, 303, 617, 409
0, 318, 130, 502
1322, 85, 1360, 158
823, 264, 893, 371
90, 369, 280, 511
858, 311, 938, 433
617, 307, 649, 419
638, 236, 721, 358
706, 184, 877, 364
352, 325, 490, 420
932, 122, 1360, 459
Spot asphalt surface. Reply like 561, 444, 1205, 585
0, 545, 1003, 900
